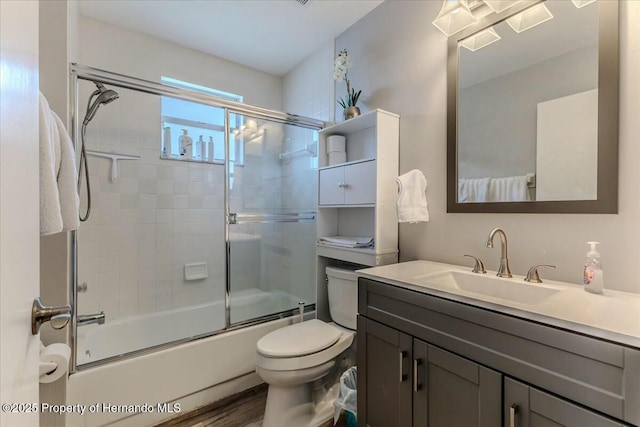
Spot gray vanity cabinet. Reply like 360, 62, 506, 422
358, 317, 412, 427
413, 339, 501, 427
358, 277, 640, 427
358, 316, 501, 427
504, 378, 625, 427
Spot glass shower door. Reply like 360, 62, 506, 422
227, 113, 318, 324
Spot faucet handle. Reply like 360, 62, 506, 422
464, 255, 486, 274
525, 264, 556, 283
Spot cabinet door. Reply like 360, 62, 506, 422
504, 378, 625, 427
319, 166, 344, 205
358, 317, 412, 427
344, 160, 376, 205
413, 341, 501, 427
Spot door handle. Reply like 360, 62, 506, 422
399, 351, 407, 382
31, 297, 71, 335
413, 359, 422, 391
509, 404, 519, 427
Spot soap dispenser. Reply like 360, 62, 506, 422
179, 129, 193, 159
583, 241, 604, 294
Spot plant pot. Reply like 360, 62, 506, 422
343, 106, 361, 121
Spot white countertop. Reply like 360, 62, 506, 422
357, 260, 640, 349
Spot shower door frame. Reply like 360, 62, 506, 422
69, 63, 325, 373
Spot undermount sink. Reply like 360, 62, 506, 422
414, 270, 562, 305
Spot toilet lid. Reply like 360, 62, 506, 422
257, 319, 342, 358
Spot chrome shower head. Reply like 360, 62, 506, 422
83, 82, 119, 125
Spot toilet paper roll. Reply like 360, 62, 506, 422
328, 151, 347, 166
39, 343, 71, 384
327, 135, 346, 153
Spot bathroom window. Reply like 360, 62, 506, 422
160, 76, 243, 164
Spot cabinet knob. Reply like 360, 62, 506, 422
338, 182, 350, 189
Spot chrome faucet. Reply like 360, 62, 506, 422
77, 312, 105, 326
485, 228, 512, 278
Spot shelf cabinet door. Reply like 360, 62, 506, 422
319, 166, 345, 205
358, 316, 412, 427
504, 378, 625, 427
319, 161, 376, 206
344, 160, 376, 205
413, 340, 502, 427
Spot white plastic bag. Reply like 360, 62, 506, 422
334, 366, 357, 425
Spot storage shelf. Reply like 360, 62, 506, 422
317, 243, 398, 267
160, 155, 224, 165
318, 158, 376, 171
319, 109, 399, 136
318, 204, 375, 208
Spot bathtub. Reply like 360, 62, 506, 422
76, 289, 302, 366
67, 290, 306, 426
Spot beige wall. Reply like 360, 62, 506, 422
336, 1, 640, 293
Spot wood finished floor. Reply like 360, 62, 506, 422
154, 385, 267, 427
154, 384, 347, 427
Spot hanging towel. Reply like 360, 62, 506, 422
487, 175, 530, 202
39, 92, 80, 235
458, 177, 490, 202
396, 169, 429, 223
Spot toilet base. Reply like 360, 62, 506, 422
261, 377, 339, 427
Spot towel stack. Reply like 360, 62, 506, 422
327, 135, 346, 165
39, 92, 80, 235
318, 236, 374, 249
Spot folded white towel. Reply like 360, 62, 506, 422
318, 236, 374, 248
39, 92, 80, 235
396, 169, 429, 223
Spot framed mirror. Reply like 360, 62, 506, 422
447, 0, 619, 213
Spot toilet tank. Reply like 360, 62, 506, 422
326, 266, 358, 330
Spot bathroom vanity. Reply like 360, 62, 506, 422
356, 261, 640, 427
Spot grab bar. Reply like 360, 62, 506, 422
229, 212, 316, 224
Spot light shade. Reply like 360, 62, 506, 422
506, 3, 553, 33
433, 0, 477, 37
482, 0, 522, 14
572, 0, 597, 8
460, 27, 501, 52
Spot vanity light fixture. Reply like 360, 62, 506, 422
482, 0, 522, 14
505, 2, 553, 33
460, 27, 501, 51
433, 0, 477, 37
432, 0, 524, 37
571, 0, 597, 8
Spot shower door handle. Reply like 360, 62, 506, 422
229, 212, 316, 224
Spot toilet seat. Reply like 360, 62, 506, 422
256, 322, 355, 372
257, 319, 342, 358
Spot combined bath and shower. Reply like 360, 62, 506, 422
78, 82, 119, 221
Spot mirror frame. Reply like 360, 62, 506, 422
447, 0, 619, 214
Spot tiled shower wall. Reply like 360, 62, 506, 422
76, 17, 284, 322
77, 84, 227, 322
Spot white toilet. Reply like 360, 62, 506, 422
255, 266, 358, 427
